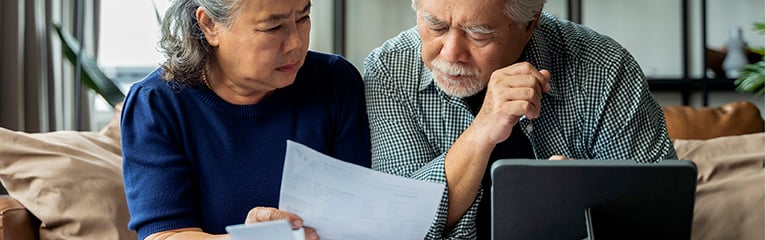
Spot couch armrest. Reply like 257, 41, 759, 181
662, 101, 765, 140
0, 195, 38, 240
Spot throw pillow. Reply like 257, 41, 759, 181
674, 132, 765, 240
0, 103, 135, 240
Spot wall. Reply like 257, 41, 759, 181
308, 0, 335, 54
580, 0, 764, 115
345, 0, 417, 68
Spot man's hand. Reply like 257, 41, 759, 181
548, 155, 568, 160
246, 207, 319, 240
442, 62, 551, 228
472, 62, 551, 145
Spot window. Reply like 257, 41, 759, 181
95, 1, 168, 129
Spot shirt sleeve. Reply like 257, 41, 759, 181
363, 50, 479, 239
587, 47, 678, 162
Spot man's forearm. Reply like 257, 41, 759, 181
443, 126, 494, 228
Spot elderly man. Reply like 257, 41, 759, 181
363, 0, 676, 239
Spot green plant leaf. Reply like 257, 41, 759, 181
53, 24, 125, 107
754, 22, 765, 33
752, 47, 765, 56
735, 69, 765, 94
151, 0, 162, 26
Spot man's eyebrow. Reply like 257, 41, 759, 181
463, 25, 497, 35
258, 2, 312, 24
420, 11, 445, 25
420, 10, 495, 34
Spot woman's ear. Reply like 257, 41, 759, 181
196, 7, 220, 47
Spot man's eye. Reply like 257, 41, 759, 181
430, 26, 447, 32
469, 34, 491, 42
264, 25, 282, 32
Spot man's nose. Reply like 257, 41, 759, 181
439, 30, 469, 63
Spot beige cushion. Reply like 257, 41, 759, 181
0, 103, 135, 240
674, 132, 765, 240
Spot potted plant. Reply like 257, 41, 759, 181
53, 24, 124, 107
734, 20, 765, 96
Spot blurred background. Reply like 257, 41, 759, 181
1, 0, 763, 132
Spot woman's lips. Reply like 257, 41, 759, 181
276, 63, 299, 72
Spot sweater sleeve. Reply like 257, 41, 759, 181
121, 75, 200, 239
326, 55, 372, 168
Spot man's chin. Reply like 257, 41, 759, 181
434, 78, 484, 98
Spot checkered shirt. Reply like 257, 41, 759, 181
362, 13, 677, 240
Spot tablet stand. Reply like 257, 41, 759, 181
584, 208, 594, 240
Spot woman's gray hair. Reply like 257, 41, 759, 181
158, 0, 242, 84
411, 0, 546, 24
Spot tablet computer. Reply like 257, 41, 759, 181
491, 159, 697, 240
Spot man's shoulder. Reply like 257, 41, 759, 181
368, 27, 422, 60
537, 13, 628, 58
365, 27, 426, 77
537, 13, 603, 41
363, 27, 429, 100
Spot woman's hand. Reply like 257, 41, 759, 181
246, 207, 319, 240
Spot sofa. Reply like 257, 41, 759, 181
0, 101, 763, 240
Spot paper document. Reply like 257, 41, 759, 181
279, 140, 443, 240
226, 219, 305, 240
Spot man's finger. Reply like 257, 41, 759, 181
548, 155, 568, 160
539, 69, 552, 92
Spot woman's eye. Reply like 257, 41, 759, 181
297, 15, 310, 23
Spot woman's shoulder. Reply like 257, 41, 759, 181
303, 51, 355, 71
292, 51, 363, 97
125, 67, 195, 106
129, 67, 197, 94
299, 51, 361, 83
130, 67, 170, 90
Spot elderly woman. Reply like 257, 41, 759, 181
120, 0, 371, 239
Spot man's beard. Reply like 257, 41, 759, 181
430, 59, 486, 98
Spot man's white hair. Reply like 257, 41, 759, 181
411, 0, 546, 24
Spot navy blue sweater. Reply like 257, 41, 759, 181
121, 51, 371, 239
